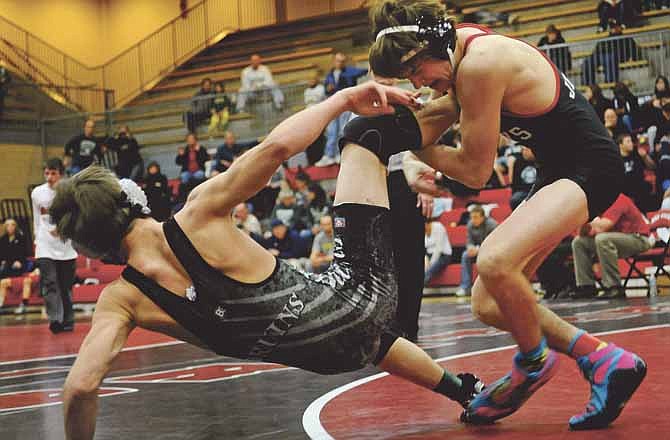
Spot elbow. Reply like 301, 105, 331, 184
260, 138, 291, 163
462, 171, 490, 189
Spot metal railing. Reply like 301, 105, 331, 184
539, 30, 670, 96
0, 0, 364, 113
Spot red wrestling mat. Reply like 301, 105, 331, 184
0, 323, 178, 363
318, 327, 669, 439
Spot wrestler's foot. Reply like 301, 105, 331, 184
454, 373, 485, 409
462, 349, 559, 424
569, 344, 646, 430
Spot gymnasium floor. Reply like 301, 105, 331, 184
0, 295, 668, 439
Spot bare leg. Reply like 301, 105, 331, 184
472, 241, 582, 353
378, 337, 443, 389
22, 276, 32, 303
0, 278, 9, 307
474, 179, 588, 352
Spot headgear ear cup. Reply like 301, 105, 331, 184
416, 15, 457, 60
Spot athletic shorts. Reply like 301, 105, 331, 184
526, 143, 624, 220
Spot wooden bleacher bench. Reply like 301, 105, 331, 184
514, 5, 595, 26
493, 0, 585, 14
507, 9, 670, 40
134, 74, 309, 107
577, 79, 634, 91
153, 63, 317, 94
566, 59, 650, 76
192, 32, 353, 66
168, 48, 333, 79
112, 108, 185, 123
216, 10, 367, 48
126, 111, 253, 136
571, 40, 664, 59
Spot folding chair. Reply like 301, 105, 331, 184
622, 210, 670, 296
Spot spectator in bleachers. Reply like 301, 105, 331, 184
619, 132, 655, 210
306, 182, 329, 223
0, 218, 33, 313
597, 0, 625, 32
176, 133, 209, 185
210, 131, 258, 176
233, 202, 262, 237
537, 24, 572, 73
647, 93, 670, 146
248, 164, 285, 221
184, 77, 214, 133
64, 119, 100, 175
457, 205, 497, 297
571, 193, 651, 299
309, 215, 334, 273
0, 219, 28, 278
459, 6, 519, 26
316, 52, 368, 167
112, 125, 142, 181
304, 72, 326, 108
97, 138, 119, 174
493, 135, 521, 187
0, 62, 9, 119
263, 219, 304, 259
236, 54, 284, 113
271, 189, 313, 236
207, 81, 233, 138
605, 108, 630, 138
293, 170, 312, 206
639, 76, 669, 136
508, 146, 538, 210
584, 84, 614, 123
613, 81, 639, 133
31, 158, 77, 333
143, 161, 172, 222
582, 20, 640, 85
424, 219, 452, 286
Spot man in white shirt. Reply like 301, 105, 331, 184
31, 158, 78, 333
304, 73, 326, 108
233, 202, 262, 237
424, 220, 452, 286
236, 54, 284, 112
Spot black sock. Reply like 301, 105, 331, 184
433, 370, 463, 401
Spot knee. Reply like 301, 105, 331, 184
594, 233, 613, 248
471, 286, 498, 325
572, 235, 586, 251
476, 249, 512, 283
0, 278, 10, 288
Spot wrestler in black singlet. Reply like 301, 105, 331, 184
462, 26, 623, 219
122, 204, 399, 375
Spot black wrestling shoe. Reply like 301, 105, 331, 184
49, 321, 63, 334
569, 285, 597, 300
455, 373, 486, 409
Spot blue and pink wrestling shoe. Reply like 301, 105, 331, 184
461, 348, 560, 424
461, 343, 647, 429
569, 343, 647, 430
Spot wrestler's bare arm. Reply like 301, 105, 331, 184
63, 284, 135, 440
414, 53, 506, 188
415, 93, 460, 146
187, 82, 420, 217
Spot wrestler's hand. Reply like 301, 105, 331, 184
341, 81, 422, 116
417, 193, 434, 218
403, 151, 450, 197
